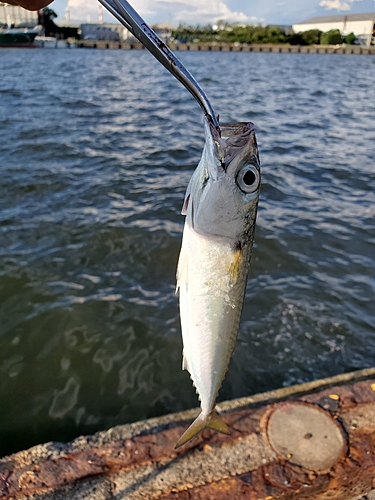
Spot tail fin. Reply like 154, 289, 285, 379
174, 410, 230, 449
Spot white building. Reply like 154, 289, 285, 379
0, 3, 38, 28
120, 22, 174, 42
79, 21, 174, 43
151, 23, 174, 42
80, 23, 125, 41
293, 13, 375, 46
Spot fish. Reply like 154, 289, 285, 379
175, 118, 261, 449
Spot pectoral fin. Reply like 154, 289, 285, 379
181, 193, 190, 215
182, 353, 189, 371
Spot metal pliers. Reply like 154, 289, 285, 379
98, 0, 220, 130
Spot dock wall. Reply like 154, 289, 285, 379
1, 367, 375, 499
77, 40, 375, 55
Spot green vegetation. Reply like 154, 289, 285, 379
40, 7, 80, 39
171, 24, 289, 44
320, 29, 343, 45
288, 29, 322, 46
40, 7, 57, 37
171, 23, 357, 46
345, 32, 356, 45
220, 26, 289, 44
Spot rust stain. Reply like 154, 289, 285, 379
160, 431, 375, 500
1, 378, 375, 500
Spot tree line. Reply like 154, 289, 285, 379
40, 9, 356, 45
171, 23, 357, 46
39, 8, 79, 39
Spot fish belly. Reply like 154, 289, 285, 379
177, 222, 250, 415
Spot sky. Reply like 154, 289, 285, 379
53, 0, 375, 25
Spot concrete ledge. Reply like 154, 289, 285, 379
1, 367, 375, 499
76, 41, 375, 55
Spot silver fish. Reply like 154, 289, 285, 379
175, 119, 261, 448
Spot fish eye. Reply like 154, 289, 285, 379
236, 164, 260, 194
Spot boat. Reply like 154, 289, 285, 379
0, 27, 40, 47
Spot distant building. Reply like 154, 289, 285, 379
0, 2, 38, 28
79, 21, 174, 43
293, 13, 375, 46
151, 23, 174, 42
80, 23, 125, 41
121, 25, 136, 41
109, 22, 174, 42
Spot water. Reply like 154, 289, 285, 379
0, 48, 374, 458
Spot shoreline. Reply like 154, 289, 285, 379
77, 40, 375, 55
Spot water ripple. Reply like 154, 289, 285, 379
0, 49, 374, 456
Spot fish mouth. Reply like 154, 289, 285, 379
220, 122, 255, 138
209, 120, 258, 172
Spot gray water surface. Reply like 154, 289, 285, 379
0, 49, 374, 457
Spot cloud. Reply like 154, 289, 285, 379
152, 0, 254, 24
319, 0, 365, 10
65, 0, 257, 25
65, 0, 153, 22
319, 0, 351, 9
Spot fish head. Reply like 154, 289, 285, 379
182, 119, 260, 244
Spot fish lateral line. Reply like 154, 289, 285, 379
174, 410, 230, 449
